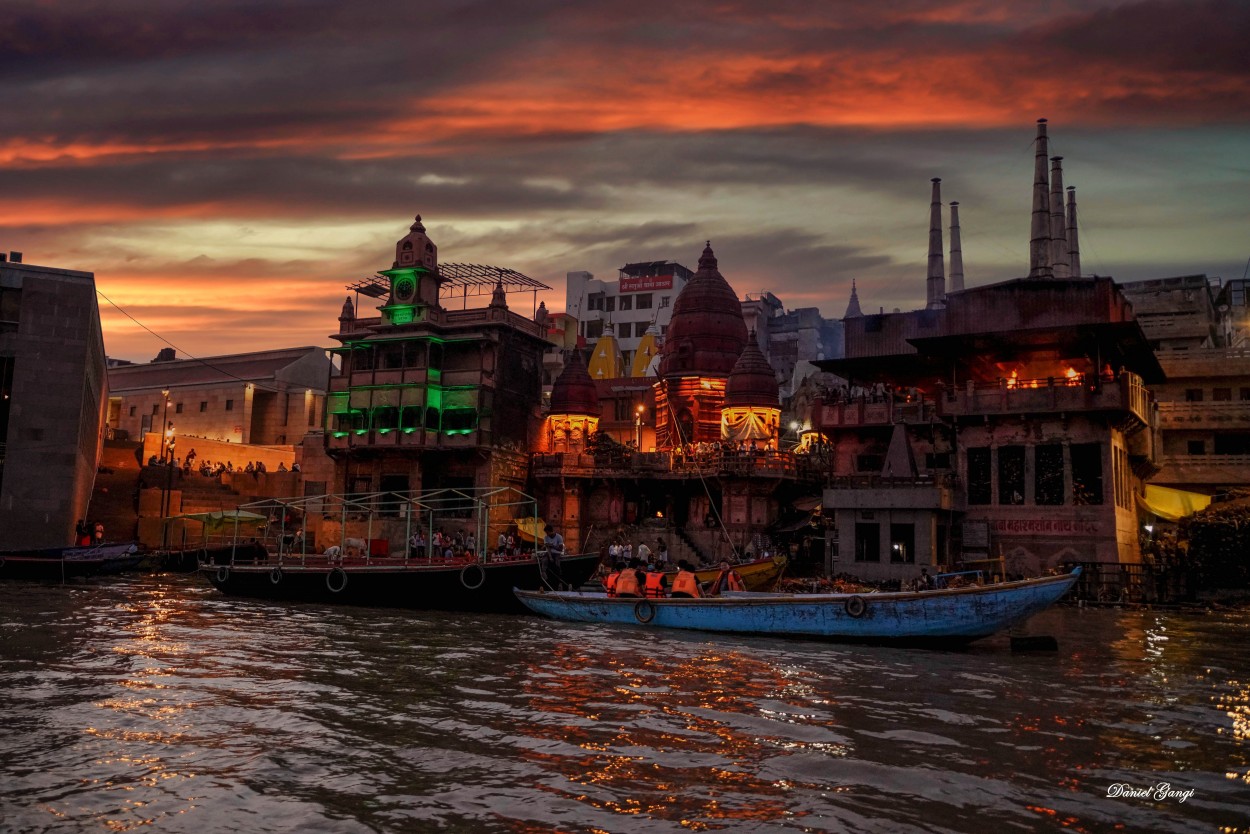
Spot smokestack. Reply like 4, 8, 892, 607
1049, 157, 1069, 278
1066, 186, 1082, 278
926, 178, 945, 309
949, 201, 965, 293
1028, 119, 1052, 278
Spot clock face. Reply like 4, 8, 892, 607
394, 275, 417, 303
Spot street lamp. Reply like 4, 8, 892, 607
162, 430, 177, 549
158, 389, 171, 461
635, 404, 645, 450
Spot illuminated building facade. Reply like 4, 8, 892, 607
326, 216, 551, 498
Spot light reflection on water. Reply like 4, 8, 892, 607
0, 575, 1246, 833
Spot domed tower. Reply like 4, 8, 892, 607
380, 215, 443, 325
721, 336, 780, 448
653, 242, 749, 447
545, 349, 601, 451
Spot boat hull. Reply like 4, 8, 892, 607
202, 552, 602, 614
0, 543, 140, 581
515, 569, 1081, 644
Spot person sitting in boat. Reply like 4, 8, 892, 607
613, 559, 645, 598
670, 561, 703, 598
604, 562, 624, 597
917, 567, 935, 591
644, 564, 668, 598
710, 560, 746, 595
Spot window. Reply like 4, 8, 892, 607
1240, 388, 1250, 401
604, 297, 616, 313
442, 408, 477, 431
618, 295, 633, 311
585, 320, 604, 339
1213, 388, 1232, 401
660, 325, 668, 336
175, 402, 183, 414
1035, 444, 1064, 505
0, 287, 20, 325
1185, 388, 1204, 402
199, 401, 207, 412
890, 523, 915, 564
1214, 434, 1250, 455
225, 399, 234, 411
378, 474, 409, 517
854, 523, 880, 562
152, 404, 159, 415
587, 293, 604, 311
660, 296, 671, 308
636, 293, 653, 310
1071, 443, 1103, 505
616, 322, 632, 339
998, 446, 1026, 505
1188, 440, 1206, 455
855, 454, 883, 473
373, 406, 399, 430
967, 447, 991, 505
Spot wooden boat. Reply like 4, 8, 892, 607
202, 550, 603, 614
0, 542, 141, 581
515, 567, 1081, 645
691, 554, 786, 592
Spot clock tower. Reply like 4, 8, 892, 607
381, 215, 442, 325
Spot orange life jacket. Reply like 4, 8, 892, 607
723, 569, 745, 592
671, 570, 702, 598
644, 571, 667, 598
604, 571, 621, 596
615, 569, 642, 598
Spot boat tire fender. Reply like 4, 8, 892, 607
216, 565, 230, 584
327, 567, 348, 594
269, 567, 283, 585
460, 564, 486, 590
845, 595, 867, 618
634, 599, 656, 624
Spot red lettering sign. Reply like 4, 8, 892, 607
619, 274, 674, 293
991, 519, 1100, 535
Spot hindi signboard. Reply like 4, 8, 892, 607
619, 274, 673, 293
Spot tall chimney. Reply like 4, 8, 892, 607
1066, 186, 1082, 278
1049, 157, 1069, 278
1028, 119, 1052, 278
949, 201, 965, 293
926, 177, 945, 309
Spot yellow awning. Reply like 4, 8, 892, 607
1136, 485, 1212, 522
514, 517, 547, 542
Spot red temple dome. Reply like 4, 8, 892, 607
549, 349, 601, 417
658, 242, 749, 378
725, 337, 779, 407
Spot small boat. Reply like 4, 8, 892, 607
690, 554, 786, 592
515, 567, 1081, 645
203, 550, 603, 613
0, 542, 141, 581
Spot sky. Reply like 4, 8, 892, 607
3, 0, 1248, 362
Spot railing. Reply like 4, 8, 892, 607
826, 473, 960, 490
940, 372, 1151, 426
532, 448, 812, 479
1159, 454, 1250, 467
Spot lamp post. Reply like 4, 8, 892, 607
162, 431, 176, 549
635, 404, 645, 450
158, 389, 171, 461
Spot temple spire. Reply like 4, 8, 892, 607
949, 201, 965, 293
926, 178, 946, 309
1028, 119, 1053, 278
845, 279, 863, 318
1049, 157, 1070, 278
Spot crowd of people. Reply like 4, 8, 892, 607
145, 447, 300, 478
603, 558, 745, 599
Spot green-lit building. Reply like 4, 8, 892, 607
325, 216, 552, 498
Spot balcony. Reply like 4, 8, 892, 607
939, 372, 1151, 427
1155, 454, 1250, 487
1158, 401, 1250, 429
814, 400, 937, 429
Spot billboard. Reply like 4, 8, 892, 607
619, 274, 673, 293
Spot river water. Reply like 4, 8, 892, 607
0, 575, 1246, 834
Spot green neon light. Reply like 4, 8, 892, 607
355, 430, 367, 436
444, 429, 474, 436
427, 368, 441, 382
379, 428, 392, 435
332, 432, 348, 438
403, 428, 416, 434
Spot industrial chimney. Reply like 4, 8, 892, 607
926, 178, 946, 309
1028, 119, 1052, 278
1066, 186, 1082, 278
1049, 157, 1070, 278
949, 201, 965, 293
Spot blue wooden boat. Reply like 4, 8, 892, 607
514, 567, 1081, 645
0, 542, 141, 581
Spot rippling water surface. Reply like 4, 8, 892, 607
0, 575, 1246, 833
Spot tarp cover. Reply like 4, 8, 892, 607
1136, 485, 1212, 522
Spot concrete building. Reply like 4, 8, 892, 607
0, 254, 108, 548
107, 347, 333, 446
566, 261, 694, 373
813, 120, 1163, 584
1120, 275, 1250, 495
740, 291, 844, 402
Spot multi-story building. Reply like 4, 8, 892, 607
813, 120, 1164, 583
325, 216, 551, 498
566, 261, 694, 372
107, 347, 333, 447
740, 291, 844, 402
1120, 275, 1250, 495
0, 253, 109, 548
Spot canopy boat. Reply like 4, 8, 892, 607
0, 542, 141, 581
515, 567, 1081, 645
197, 487, 601, 613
